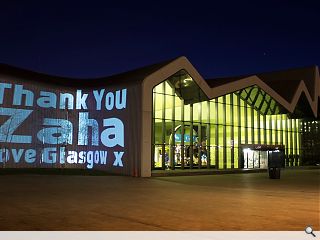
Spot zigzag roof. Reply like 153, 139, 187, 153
142, 57, 320, 119
1, 57, 319, 118
205, 65, 319, 118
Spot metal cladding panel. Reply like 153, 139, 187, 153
0, 75, 142, 176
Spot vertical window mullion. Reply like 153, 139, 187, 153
285, 117, 289, 167
170, 88, 175, 170
257, 110, 261, 145
292, 119, 296, 166
223, 96, 227, 169
198, 103, 202, 169
244, 105, 248, 144
151, 91, 156, 170
275, 116, 278, 144
237, 95, 241, 168
251, 107, 254, 144
190, 104, 194, 169
230, 94, 234, 169
263, 115, 267, 145
269, 116, 272, 145
207, 101, 211, 169
280, 115, 283, 145
161, 84, 166, 170
215, 99, 219, 169
181, 98, 185, 169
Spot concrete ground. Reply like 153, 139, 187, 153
0, 169, 319, 230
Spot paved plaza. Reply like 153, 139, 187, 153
0, 169, 318, 230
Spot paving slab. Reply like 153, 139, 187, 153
0, 169, 318, 230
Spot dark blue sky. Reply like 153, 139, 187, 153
0, 1, 319, 79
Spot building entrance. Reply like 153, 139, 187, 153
241, 144, 285, 169
243, 149, 268, 169
170, 124, 208, 169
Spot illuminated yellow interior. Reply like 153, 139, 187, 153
152, 71, 301, 170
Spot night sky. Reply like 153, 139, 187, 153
1, 1, 319, 79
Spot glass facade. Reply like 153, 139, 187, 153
301, 120, 320, 166
152, 71, 302, 170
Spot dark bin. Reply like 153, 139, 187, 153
268, 167, 281, 179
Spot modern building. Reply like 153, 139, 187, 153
0, 57, 319, 177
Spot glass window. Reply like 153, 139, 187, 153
247, 108, 252, 144
270, 100, 276, 113
233, 101, 239, 128
154, 93, 164, 119
226, 95, 231, 125
266, 115, 270, 130
184, 124, 195, 146
165, 95, 174, 120
247, 127, 252, 144
226, 146, 232, 168
271, 116, 276, 144
253, 109, 258, 129
175, 97, 182, 121
210, 146, 216, 167
165, 82, 173, 95
287, 120, 291, 150
153, 78, 304, 171
240, 100, 245, 127
234, 147, 239, 168
218, 125, 224, 147
164, 145, 171, 168
233, 126, 239, 148
240, 90, 247, 99
154, 119, 163, 144
201, 101, 209, 123
184, 104, 191, 122
153, 82, 164, 94
165, 120, 173, 144
210, 100, 216, 124
154, 145, 163, 168
265, 95, 271, 102
260, 118, 265, 144
217, 96, 224, 104
255, 94, 264, 109
218, 146, 224, 169
226, 126, 232, 147
174, 122, 183, 144
210, 124, 216, 146
193, 102, 201, 123
260, 101, 268, 114
217, 102, 224, 125
248, 87, 258, 104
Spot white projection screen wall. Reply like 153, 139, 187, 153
0, 69, 143, 176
